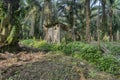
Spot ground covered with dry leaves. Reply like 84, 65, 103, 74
0, 51, 118, 80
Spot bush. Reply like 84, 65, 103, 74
106, 43, 120, 56
33, 40, 51, 51
20, 39, 62, 51
20, 39, 34, 47
62, 42, 101, 57
66, 42, 120, 75
62, 42, 85, 55
97, 55, 120, 75
67, 42, 102, 63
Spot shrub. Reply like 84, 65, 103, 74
33, 40, 51, 51
69, 42, 102, 63
68, 42, 120, 75
106, 43, 120, 56
20, 39, 63, 51
20, 39, 34, 47
62, 42, 85, 55
96, 55, 120, 75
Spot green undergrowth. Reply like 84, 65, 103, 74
20, 39, 61, 51
64, 42, 120, 75
105, 42, 120, 56
20, 39, 120, 75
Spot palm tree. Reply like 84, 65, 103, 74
85, 0, 91, 42
97, 0, 101, 48
20, 0, 45, 39
43, 0, 52, 27
101, 0, 107, 38
90, 0, 120, 41
106, 0, 120, 41
0, 0, 21, 46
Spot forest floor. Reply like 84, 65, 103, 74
0, 50, 119, 80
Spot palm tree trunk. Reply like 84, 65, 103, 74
43, 0, 52, 27
102, 0, 107, 38
97, 0, 101, 49
85, 0, 91, 42
43, 0, 53, 42
72, 0, 76, 41
0, 0, 20, 46
109, 19, 113, 41
117, 30, 120, 41
109, 9, 113, 41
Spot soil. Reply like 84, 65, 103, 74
0, 51, 117, 80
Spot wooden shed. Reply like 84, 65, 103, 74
43, 23, 68, 43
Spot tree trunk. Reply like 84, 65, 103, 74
85, 0, 91, 42
29, 7, 36, 38
43, 0, 53, 42
43, 0, 52, 27
101, 0, 107, 39
72, 0, 76, 41
97, 0, 101, 49
116, 30, 119, 41
0, 0, 20, 46
109, 9, 113, 41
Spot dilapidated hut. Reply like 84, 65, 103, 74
43, 23, 69, 43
